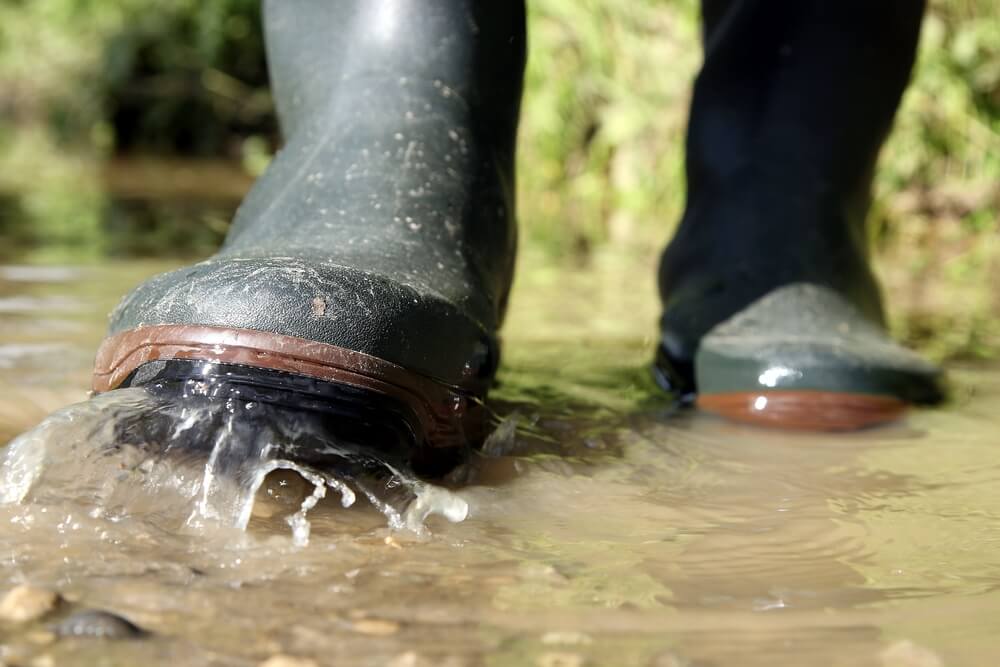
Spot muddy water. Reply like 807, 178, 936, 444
0, 253, 998, 666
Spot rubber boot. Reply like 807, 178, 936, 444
656, 0, 945, 430
93, 1, 526, 473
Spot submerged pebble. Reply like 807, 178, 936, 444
540, 631, 593, 647
536, 652, 584, 667
52, 609, 146, 639
26, 630, 57, 645
0, 585, 61, 623
259, 656, 320, 667
30, 654, 55, 667
350, 617, 401, 636
880, 640, 944, 667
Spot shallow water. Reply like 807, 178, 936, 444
0, 253, 998, 666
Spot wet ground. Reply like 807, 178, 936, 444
0, 249, 999, 667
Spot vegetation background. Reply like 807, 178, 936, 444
0, 0, 997, 360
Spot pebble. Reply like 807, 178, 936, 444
387, 653, 460, 667
52, 609, 146, 639
388, 653, 469, 667
541, 631, 593, 646
880, 640, 944, 667
258, 656, 320, 667
0, 586, 61, 623
387, 653, 421, 667
25, 630, 56, 645
648, 652, 692, 667
537, 652, 585, 667
350, 618, 401, 636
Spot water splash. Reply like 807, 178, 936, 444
0, 382, 469, 545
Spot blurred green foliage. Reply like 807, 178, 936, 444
0, 0, 271, 260
0, 0, 997, 357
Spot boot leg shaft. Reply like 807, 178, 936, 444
228, 0, 526, 324
660, 0, 925, 363
263, 0, 526, 154
655, 1, 943, 415
691, 0, 924, 203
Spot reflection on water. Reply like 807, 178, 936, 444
0, 158, 245, 263
0, 252, 998, 666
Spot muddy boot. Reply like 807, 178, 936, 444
656, 0, 945, 430
93, 1, 526, 474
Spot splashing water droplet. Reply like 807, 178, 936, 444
285, 465, 327, 547
404, 483, 470, 532
0, 384, 468, 545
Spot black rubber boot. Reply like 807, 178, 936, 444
656, 0, 945, 429
94, 1, 526, 472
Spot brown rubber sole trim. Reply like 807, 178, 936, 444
93, 324, 485, 450
697, 390, 908, 431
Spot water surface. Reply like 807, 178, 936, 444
0, 252, 998, 666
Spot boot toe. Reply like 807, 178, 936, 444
692, 283, 945, 430
105, 255, 497, 390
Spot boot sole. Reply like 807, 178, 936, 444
696, 390, 907, 431
93, 324, 485, 459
